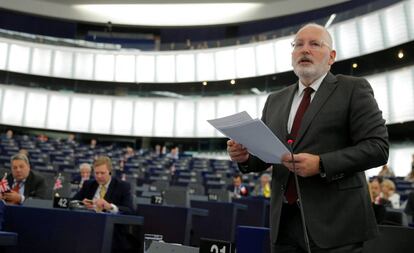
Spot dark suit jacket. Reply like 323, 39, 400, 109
7, 170, 48, 199
72, 177, 133, 214
239, 73, 389, 248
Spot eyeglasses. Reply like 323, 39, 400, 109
291, 40, 330, 51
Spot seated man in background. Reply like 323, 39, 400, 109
254, 173, 271, 198
1, 153, 47, 204
370, 177, 392, 207
72, 156, 133, 214
227, 173, 249, 198
72, 163, 92, 189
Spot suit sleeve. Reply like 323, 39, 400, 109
30, 174, 48, 199
72, 182, 88, 201
320, 78, 389, 181
116, 182, 133, 214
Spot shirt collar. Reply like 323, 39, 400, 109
13, 178, 26, 185
297, 72, 328, 95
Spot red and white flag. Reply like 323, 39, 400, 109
0, 173, 10, 193
53, 173, 63, 190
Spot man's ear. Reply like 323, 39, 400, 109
329, 50, 336, 66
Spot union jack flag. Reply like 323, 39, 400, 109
53, 173, 63, 190
0, 173, 10, 193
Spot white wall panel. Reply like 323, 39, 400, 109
112, 99, 133, 135
31, 47, 52, 76
69, 96, 91, 132
367, 75, 389, 123
256, 43, 275, 76
196, 99, 216, 137
8, 44, 30, 73
136, 55, 155, 83
336, 20, 360, 60
388, 68, 414, 123
115, 54, 136, 82
133, 100, 154, 136
235, 46, 256, 78
90, 98, 112, 133
0, 43, 8, 70
95, 53, 115, 81
74, 52, 94, 80
176, 53, 195, 82
24, 92, 48, 128
359, 13, 384, 54
53, 50, 73, 78
175, 100, 195, 137
156, 55, 175, 82
196, 52, 215, 81
215, 49, 236, 80
47, 94, 69, 130
1, 89, 25, 125
154, 100, 174, 136
383, 3, 409, 46
274, 37, 293, 72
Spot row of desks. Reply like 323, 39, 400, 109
1, 197, 270, 252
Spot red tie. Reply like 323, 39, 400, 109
12, 181, 21, 193
285, 87, 314, 204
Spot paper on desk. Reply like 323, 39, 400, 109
208, 111, 289, 164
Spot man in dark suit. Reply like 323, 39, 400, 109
227, 23, 388, 252
73, 156, 138, 252
1, 153, 47, 204
226, 173, 249, 198
73, 156, 133, 214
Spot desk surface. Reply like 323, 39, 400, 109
136, 203, 208, 245
190, 200, 247, 245
3, 205, 143, 253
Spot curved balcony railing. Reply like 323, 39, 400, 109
0, 0, 412, 84
1, 64, 413, 138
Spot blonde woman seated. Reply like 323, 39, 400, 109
253, 173, 271, 198
381, 179, 400, 209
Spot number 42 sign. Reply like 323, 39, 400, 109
200, 238, 234, 253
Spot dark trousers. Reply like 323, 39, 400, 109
272, 203, 363, 253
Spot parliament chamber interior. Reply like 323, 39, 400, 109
0, 0, 414, 252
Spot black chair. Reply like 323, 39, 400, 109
382, 208, 409, 226
363, 225, 414, 252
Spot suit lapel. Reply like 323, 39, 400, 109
23, 171, 33, 197
293, 72, 338, 148
278, 84, 297, 143
104, 178, 116, 202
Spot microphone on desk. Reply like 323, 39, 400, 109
286, 135, 311, 253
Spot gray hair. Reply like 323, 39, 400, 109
11, 153, 30, 165
260, 173, 272, 181
296, 23, 334, 49
79, 163, 92, 172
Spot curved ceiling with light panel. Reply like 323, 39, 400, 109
0, 0, 348, 26
0, 0, 412, 83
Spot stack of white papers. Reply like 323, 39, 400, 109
208, 111, 289, 164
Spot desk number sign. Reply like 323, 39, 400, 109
53, 197, 70, 209
200, 238, 233, 253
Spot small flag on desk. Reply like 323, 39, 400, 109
0, 173, 10, 193
53, 173, 63, 190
